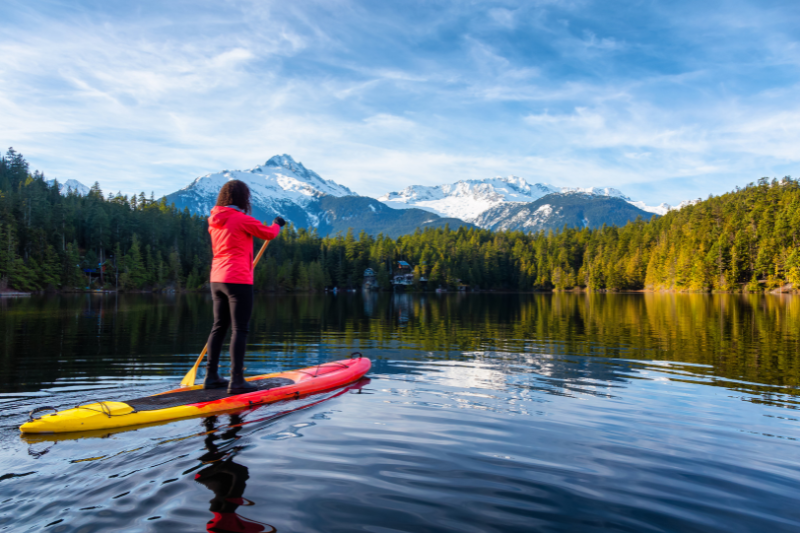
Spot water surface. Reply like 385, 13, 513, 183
1, 292, 799, 532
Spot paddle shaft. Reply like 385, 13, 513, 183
180, 237, 273, 387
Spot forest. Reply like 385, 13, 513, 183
1, 148, 799, 293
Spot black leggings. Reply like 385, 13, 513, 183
207, 282, 254, 365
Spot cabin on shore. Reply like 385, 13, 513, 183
391, 261, 428, 291
391, 261, 413, 288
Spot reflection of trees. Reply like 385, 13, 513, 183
362, 290, 377, 317
254, 292, 800, 394
0, 293, 216, 392
3, 292, 798, 396
322, 292, 800, 392
391, 293, 413, 326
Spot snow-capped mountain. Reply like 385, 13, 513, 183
378, 177, 560, 222
558, 187, 669, 216
674, 198, 702, 210
47, 178, 90, 196
164, 155, 358, 228
163, 155, 472, 237
164, 155, 677, 237
378, 178, 674, 223
473, 192, 657, 233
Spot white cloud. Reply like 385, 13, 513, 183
581, 31, 625, 51
1, 0, 799, 208
488, 8, 516, 28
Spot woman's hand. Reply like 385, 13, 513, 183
272, 216, 286, 227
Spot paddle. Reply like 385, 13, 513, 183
180, 237, 273, 387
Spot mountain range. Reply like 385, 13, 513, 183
378, 178, 673, 220
473, 193, 657, 232
163, 155, 472, 237
58, 155, 687, 236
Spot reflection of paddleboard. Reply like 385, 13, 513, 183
21, 356, 371, 434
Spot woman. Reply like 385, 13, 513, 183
205, 180, 285, 392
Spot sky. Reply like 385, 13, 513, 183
1, 0, 799, 205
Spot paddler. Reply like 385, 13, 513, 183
205, 180, 285, 392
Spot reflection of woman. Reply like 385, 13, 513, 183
195, 415, 274, 533
205, 180, 285, 392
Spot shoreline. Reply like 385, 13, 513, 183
3, 287, 797, 296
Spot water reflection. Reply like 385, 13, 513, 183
196, 415, 275, 533
2, 291, 799, 532
390, 292, 415, 327
1, 292, 798, 403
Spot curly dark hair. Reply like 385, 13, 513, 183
215, 180, 251, 214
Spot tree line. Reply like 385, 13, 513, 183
0, 148, 209, 292
1, 148, 798, 293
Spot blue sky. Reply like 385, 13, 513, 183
1, 0, 799, 205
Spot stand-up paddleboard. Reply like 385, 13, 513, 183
21, 355, 371, 434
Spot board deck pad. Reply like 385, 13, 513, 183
124, 377, 295, 412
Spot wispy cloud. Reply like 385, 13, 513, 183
0, 0, 798, 205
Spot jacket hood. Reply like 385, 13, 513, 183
208, 206, 241, 228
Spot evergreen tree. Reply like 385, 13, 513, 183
2, 149, 800, 295
121, 235, 147, 289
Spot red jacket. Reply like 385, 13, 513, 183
208, 206, 280, 285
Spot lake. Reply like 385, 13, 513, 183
1, 292, 799, 532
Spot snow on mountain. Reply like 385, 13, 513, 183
378, 177, 560, 222
559, 186, 627, 198
181, 154, 356, 211
560, 187, 672, 216
626, 200, 672, 216
163, 155, 685, 236
46, 178, 90, 196
378, 177, 676, 223
163, 155, 471, 236
472, 202, 560, 232
164, 155, 357, 227
674, 198, 702, 210
473, 192, 658, 234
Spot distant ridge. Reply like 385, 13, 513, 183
47, 178, 90, 196
473, 192, 657, 233
377, 177, 674, 226
163, 155, 473, 237
163, 155, 684, 236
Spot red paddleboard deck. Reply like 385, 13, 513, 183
21, 356, 371, 434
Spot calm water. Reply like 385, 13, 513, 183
1, 292, 799, 532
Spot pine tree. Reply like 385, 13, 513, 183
40, 245, 61, 289
121, 235, 147, 289
296, 262, 310, 291
63, 241, 83, 288
168, 248, 183, 288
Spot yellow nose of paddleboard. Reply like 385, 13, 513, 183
21, 402, 135, 434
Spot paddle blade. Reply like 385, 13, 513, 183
180, 365, 198, 388
181, 348, 206, 388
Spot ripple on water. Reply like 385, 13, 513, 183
2, 293, 800, 532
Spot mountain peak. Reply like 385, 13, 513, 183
559, 186, 630, 201
47, 178, 90, 196
262, 154, 315, 179
166, 155, 358, 226
377, 176, 560, 222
